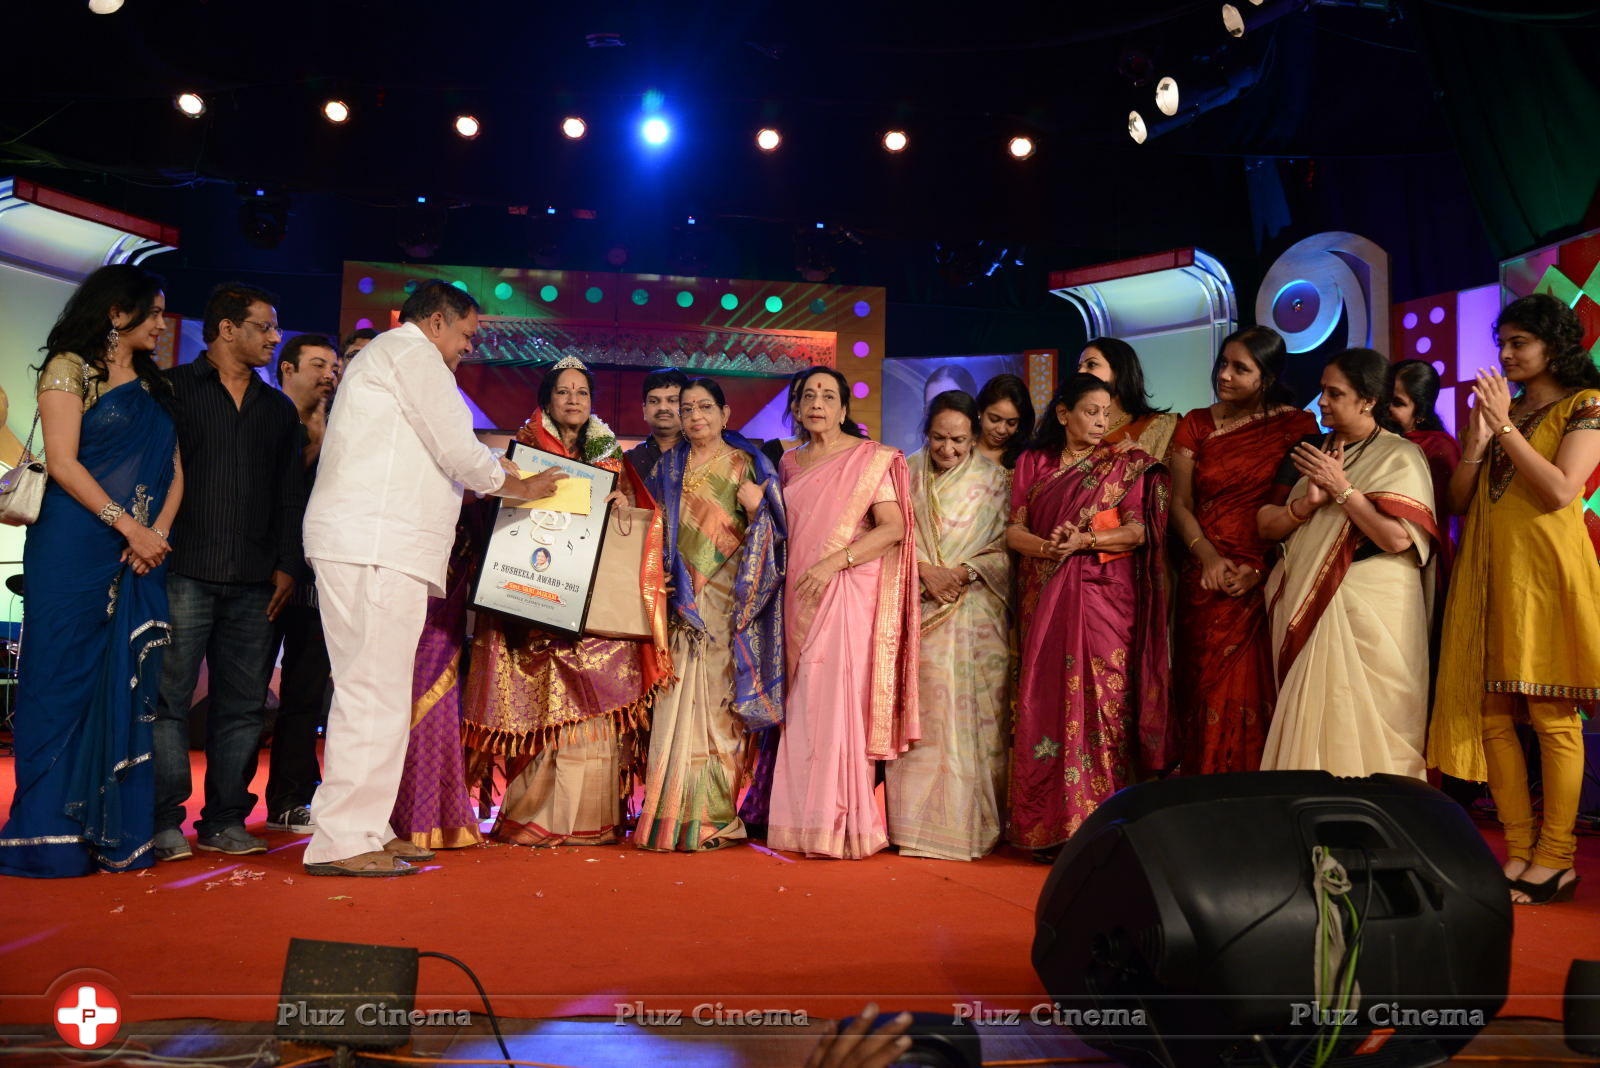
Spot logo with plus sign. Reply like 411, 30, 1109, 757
53, 981, 121, 1049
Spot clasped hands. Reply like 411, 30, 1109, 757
1042, 522, 1095, 559
1198, 550, 1259, 598
918, 561, 968, 604
120, 522, 170, 576
1459, 368, 1514, 458
1291, 440, 1351, 510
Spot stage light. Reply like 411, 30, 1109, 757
561, 116, 586, 139
756, 127, 781, 151
1223, 0, 1300, 38
882, 129, 908, 153
454, 114, 481, 139
175, 92, 206, 118
323, 99, 350, 124
88, 0, 124, 12
1008, 136, 1036, 159
1155, 77, 1179, 116
1134, 66, 1260, 142
1127, 110, 1149, 144
641, 117, 671, 145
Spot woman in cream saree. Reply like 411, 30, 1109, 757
1259, 350, 1438, 780
887, 392, 1011, 860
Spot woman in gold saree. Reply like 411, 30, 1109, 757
462, 357, 671, 846
886, 391, 1011, 860
635, 379, 786, 851
1257, 348, 1439, 780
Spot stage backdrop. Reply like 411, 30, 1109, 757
337, 262, 887, 443
880, 354, 1025, 457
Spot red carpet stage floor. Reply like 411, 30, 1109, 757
1, 753, 1596, 1031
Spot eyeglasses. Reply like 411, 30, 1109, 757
239, 319, 282, 336
679, 402, 721, 417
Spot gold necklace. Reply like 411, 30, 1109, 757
1059, 443, 1094, 469
684, 446, 733, 494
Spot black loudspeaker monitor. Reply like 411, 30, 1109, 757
276, 938, 420, 1050
1032, 772, 1511, 1068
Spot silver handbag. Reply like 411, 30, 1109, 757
0, 413, 46, 526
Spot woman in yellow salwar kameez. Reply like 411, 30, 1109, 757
1429, 294, 1600, 906
635, 379, 786, 851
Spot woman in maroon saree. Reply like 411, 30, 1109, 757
1384, 359, 1461, 593
1169, 327, 1316, 774
1006, 373, 1174, 856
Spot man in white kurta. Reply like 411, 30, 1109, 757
301, 282, 556, 874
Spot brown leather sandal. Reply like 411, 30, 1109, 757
304, 851, 419, 877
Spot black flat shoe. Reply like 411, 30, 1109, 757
1509, 868, 1578, 905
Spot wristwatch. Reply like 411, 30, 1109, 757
1497, 423, 1515, 436
962, 563, 979, 585
1334, 485, 1356, 506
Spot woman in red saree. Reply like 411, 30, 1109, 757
767, 367, 919, 859
1169, 326, 1316, 773
1006, 373, 1175, 858
461, 357, 672, 846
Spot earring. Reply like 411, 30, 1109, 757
106, 326, 121, 353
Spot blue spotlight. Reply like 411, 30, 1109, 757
641, 117, 671, 146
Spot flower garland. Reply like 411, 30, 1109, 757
538, 409, 621, 463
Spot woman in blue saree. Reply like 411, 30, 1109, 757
0, 265, 182, 878
636, 378, 786, 850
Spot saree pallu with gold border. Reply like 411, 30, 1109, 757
635, 432, 785, 851
462, 412, 673, 845
767, 440, 920, 859
390, 509, 482, 849
886, 449, 1011, 861
1008, 445, 1173, 850
1173, 406, 1317, 774
1262, 430, 1438, 780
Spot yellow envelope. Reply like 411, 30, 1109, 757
509, 468, 591, 514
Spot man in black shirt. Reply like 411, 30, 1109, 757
151, 282, 306, 860
260, 333, 339, 836
624, 366, 688, 490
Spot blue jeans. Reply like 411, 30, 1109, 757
153, 574, 276, 835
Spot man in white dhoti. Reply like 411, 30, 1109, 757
300, 281, 560, 876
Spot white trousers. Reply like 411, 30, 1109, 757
303, 560, 428, 864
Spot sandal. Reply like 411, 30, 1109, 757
1509, 868, 1578, 905
384, 838, 436, 862
304, 851, 419, 878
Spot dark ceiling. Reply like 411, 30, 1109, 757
1, 1, 1500, 343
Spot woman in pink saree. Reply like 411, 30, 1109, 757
767, 367, 920, 859
1005, 373, 1175, 859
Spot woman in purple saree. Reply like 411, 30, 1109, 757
1005, 373, 1175, 857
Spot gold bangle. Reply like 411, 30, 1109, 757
844, 546, 856, 569
1462, 457, 1485, 465
1089, 531, 1099, 550
1186, 534, 1204, 551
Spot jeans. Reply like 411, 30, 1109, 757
265, 603, 330, 814
153, 574, 276, 836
